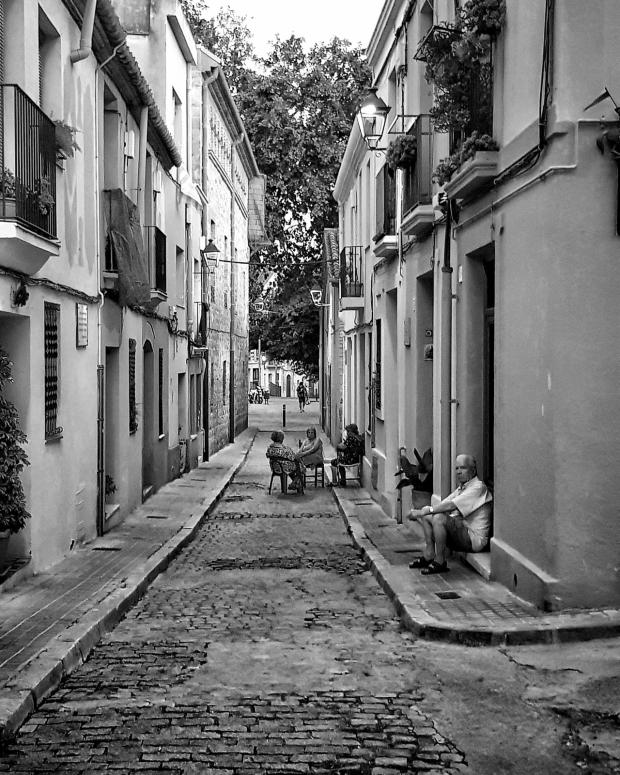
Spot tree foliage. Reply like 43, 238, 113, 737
183, 4, 371, 372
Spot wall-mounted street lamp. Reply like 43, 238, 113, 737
356, 87, 390, 151
310, 288, 329, 307
200, 237, 220, 272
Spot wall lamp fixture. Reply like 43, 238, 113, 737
310, 288, 329, 307
200, 237, 220, 271
356, 87, 390, 151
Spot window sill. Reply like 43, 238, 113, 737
45, 430, 63, 443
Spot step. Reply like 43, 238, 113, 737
457, 551, 491, 581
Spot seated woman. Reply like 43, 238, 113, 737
266, 430, 304, 492
296, 426, 324, 470
329, 423, 364, 486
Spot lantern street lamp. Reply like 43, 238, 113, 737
310, 288, 329, 307
200, 237, 220, 272
356, 87, 390, 151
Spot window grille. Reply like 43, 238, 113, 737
44, 302, 62, 439
158, 348, 164, 435
129, 339, 137, 433
223, 360, 227, 403
210, 284, 215, 303
224, 290, 228, 309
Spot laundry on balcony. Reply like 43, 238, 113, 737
103, 189, 153, 308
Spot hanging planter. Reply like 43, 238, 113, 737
385, 134, 418, 170
53, 119, 81, 159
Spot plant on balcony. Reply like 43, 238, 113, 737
32, 176, 55, 216
0, 168, 16, 200
420, 0, 504, 134
385, 134, 418, 170
433, 131, 499, 185
0, 347, 31, 536
53, 119, 81, 158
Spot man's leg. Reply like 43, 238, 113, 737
427, 513, 450, 565
419, 512, 437, 562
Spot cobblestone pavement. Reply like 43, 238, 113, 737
0, 431, 471, 774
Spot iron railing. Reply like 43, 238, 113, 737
450, 62, 494, 153
403, 114, 433, 215
340, 246, 364, 298
0, 84, 57, 239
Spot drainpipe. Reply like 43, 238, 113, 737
200, 66, 218, 461
229, 134, 243, 443
70, 0, 97, 64
137, 106, 148, 226
440, 203, 453, 496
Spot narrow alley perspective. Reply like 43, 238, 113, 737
1, 401, 616, 775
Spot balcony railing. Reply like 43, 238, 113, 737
450, 63, 494, 153
0, 84, 57, 239
340, 246, 363, 298
194, 301, 208, 346
403, 114, 433, 216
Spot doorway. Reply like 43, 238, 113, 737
142, 340, 154, 498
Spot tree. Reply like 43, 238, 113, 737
182, 3, 371, 372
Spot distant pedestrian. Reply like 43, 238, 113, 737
296, 381, 308, 413
263, 388, 270, 405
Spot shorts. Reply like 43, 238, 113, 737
444, 515, 473, 552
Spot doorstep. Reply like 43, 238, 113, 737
457, 551, 491, 581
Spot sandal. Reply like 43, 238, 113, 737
409, 557, 432, 569
420, 561, 449, 575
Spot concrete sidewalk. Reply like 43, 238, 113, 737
328, 470, 620, 647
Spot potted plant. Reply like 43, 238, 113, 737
53, 119, 81, 159
433, 131, 499, 185
33, 176, 55, 216
105, 474, 117, 503
385, 134, 418, 170
0, 168, 17, 218
0, 347, 31, 544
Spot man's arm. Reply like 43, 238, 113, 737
409, 499, 459, 521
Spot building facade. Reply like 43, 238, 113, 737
0, 0, 261, 577
328, 0, 620, 610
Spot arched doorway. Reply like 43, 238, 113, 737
286, 373, 291, 398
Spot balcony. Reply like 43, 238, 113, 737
401, 115, 434, 238
444, 151, 499, 199
0, 85, 59, 274
373, 165, 397, 258
339, 246, 364, 311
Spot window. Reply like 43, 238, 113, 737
211, 284, 215, 303
176, 246, 185, 303
375, 320, 382, 411
154, 227, 166, 293
224, 290, 228, 309
44, 302, 61, 439
375, 165, 396, 238
252, 368, 259, 383
158, 348, 164, 436
190, 374, 201, 434
129, 339, 137, 433
222, 360, 227, 403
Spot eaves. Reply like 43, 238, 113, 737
61, 0, 182, 170
333, 123, 367, 204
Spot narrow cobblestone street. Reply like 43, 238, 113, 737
0, 413, 614, 774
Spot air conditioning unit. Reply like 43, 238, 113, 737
124, 129, 136, 158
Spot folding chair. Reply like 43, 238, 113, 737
337, 455, 363, 487
268, 459, 304, 494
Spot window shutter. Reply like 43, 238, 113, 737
129, 339, 137, 432
44, 302, 61, 438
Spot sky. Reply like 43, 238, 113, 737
208, 0, 379, 56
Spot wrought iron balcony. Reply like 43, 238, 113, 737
0, 84, 57, 240
402, 115, 435, 238
340, 246, 364, 310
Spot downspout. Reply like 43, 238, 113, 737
70, 0, 97, 64
201, 66, 219, 460
440, 203, 453, 497
137, 106, 148, 227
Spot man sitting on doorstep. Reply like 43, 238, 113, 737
407, 454, 492, 575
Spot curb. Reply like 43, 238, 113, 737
333, 493, 620, 647
0, 431, 256, 740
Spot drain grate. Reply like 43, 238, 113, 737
435, 591, 461, 600
91, 546, 122, 552
146, 514, 169, 519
